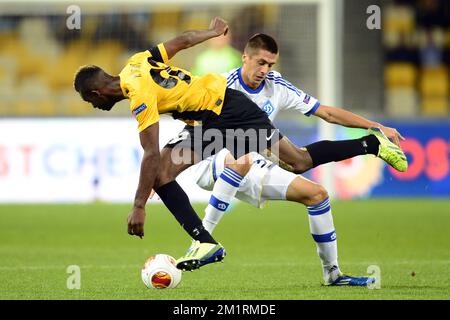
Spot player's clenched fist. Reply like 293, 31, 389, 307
127, 207, 146, 239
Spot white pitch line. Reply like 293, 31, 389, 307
0, 264, 138, 271
0, 260, 449, 271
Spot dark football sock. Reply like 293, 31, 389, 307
155, 181, 217, 244
305, 135, 379, 168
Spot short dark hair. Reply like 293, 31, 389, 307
244, 33, 278, 55
73, 65, 103, 100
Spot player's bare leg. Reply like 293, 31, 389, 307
265, 137, 313, 174
271, 133, 407, 174
225, 152, 254, 176
153, 147, 198, 188
154, 147, 210, 243
285, 175, 328, 205
270, 136, 377, 174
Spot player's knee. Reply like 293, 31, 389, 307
154, 172, 171, 189
155, 147, 194, 189
305, 185, 329, 206
225, 153, 252, 177
154, 164, 173, 189
292, 148, 313, 174
154, 164, 180, 189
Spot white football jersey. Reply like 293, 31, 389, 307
223, 67, 321, 121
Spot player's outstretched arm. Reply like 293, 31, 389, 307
163, 16, 229, 60
312, 105, 405, 146
127, 123, 160, 238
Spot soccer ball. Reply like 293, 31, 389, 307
141, 254, 182, 289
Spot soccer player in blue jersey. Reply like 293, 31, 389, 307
172, 34, 406, 285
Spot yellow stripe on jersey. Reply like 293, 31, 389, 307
157, 43, 169, 64
119, 43, 227, 132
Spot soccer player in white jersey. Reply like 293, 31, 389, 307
185, 33, 407, 285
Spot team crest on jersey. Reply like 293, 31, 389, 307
303, 95, 311, 104
262, 100, 274, 116
132, 103, 147, 116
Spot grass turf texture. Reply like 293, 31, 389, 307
0, 200, 449, 300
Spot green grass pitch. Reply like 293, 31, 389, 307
0, 200, 449, 300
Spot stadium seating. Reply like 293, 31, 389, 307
0, 2, 448, 118
383, 1, 449, 117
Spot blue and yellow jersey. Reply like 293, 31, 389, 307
119, 43, 227, 132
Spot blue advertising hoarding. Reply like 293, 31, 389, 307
370, 120, 450, 197
276, 118, 450, 198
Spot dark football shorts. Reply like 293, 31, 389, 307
165, 88, 283, 160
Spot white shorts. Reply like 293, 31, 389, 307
192, 149, 298, 208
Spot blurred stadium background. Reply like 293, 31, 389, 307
0, 0, 449, 300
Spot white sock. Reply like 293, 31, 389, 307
203, 167, 243, 234
306, 198, 340, 282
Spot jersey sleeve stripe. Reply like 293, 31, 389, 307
226, 74, 239, 84
273, 79, 301, 94
267, 75, 303, 96
266, 75, 299, 90
271, 80, 302, 97
148, 47, 163, 63
157, 43, 169, 63
212, 158, 218, 181
148, 44, 168, 64
227, 77, 238, 84
305, 101, 321, 117
227, 78, 239, 87
266, 75, 300, 91
226, 70, 238, 81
